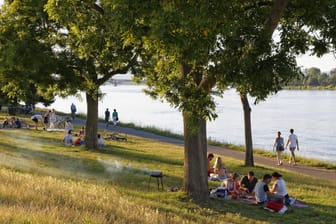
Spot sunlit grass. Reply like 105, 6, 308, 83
0, 113, 335, 223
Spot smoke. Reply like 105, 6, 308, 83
96, 157, 153, 177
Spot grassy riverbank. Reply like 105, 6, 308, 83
119, 121, 336, 171
0, 113, 335, 223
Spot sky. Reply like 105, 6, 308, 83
296, 53, 335, 72
0, 0, 335, 72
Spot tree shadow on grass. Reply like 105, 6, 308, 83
98, 145, 183, 167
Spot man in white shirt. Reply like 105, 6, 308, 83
285, 129, 299, 165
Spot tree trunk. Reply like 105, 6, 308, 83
240, 93, 254, 166
85, 92, 98, 150
182, 111, 209, 202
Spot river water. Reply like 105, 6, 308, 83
39, 84, 336, 164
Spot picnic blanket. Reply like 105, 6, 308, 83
290, 198, 308, 207
46, 128, 65, 132
238, 197, 308, 208
238, 197, 258, 205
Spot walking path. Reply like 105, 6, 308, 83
74, 118, 336, 182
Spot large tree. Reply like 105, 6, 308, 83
0, 0, 59, 107
110, 0, 235, 201
45, 0, 137, 149
112, 0, 336, 201
213, 0, 299, 166
0, 0, 137, 149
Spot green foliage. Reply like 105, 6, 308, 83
287, 67, 336, 88
0, 0, 59, 106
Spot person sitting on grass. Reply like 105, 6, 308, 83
14, 117, 22, 128
74, 136, 84, 146
64, 119, 74, 133
210, 157, 228, 180
2, 117, 9, 128
79, 126, 85, 138
31, 114, 43, 130
207, 153, 214, 177
221, 172, 241, 199
254, 174, 283, 205
240, 171, 258, 194
63, 130, 74, 146
270, 172, 291, 205
97, 134, 105, 147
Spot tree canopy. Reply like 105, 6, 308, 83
0, 0, 58, 106
1, 0, 336, 202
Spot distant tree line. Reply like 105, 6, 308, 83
288, 67, 336, 88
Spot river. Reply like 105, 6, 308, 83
38, 84, 336, 164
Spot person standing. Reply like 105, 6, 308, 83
112, 109, 118, 126
70, 103, 77, 120
104, 108, 110, 127
285, 129, 299, 165
43, 110, 50, 131
273, 131, 284, 166
49, 109, 56, 129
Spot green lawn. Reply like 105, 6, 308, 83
0, 114, 335, 223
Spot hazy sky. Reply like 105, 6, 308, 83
0, 0, 335, 71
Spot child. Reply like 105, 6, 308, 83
97, 134, 105, 147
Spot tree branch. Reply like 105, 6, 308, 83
264, 0, 289, 33
97, 54, 137, 85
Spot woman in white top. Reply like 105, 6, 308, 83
270, 172, 290, 205
221, 172, 240, 199
64, 119, 74, 132
97, 134, 105, 147
211, 157, 227, 180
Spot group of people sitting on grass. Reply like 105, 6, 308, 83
208, 153, 291, 205
63, 126, 105, 148
1, 116, 22, 128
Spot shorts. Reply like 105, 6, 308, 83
32, 118, 38, 123
276, 146, 284, 151
289, 147, 296, 151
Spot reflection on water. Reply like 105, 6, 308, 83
39, 85, 336, 163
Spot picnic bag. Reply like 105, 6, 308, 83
266, 201, 284, 212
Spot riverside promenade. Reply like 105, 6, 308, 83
75, 118, 336, 182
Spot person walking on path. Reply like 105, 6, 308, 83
273, 131, 285, 166
49, 109, 56, 129
43, 110, 50, 131
104, 108, 110, 127
285, 129, 299, 165
112, 109, 118, 126
70, 103, 77, 120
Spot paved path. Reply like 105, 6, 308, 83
74, 118, 336, 182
